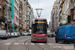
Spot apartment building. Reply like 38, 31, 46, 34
27, 4, 35, 29
23, 1, 35, 30
7, 0, 12, 31
70, 0, 75, 24
19, 0, 24, 32
23, 0, 28, 30
14, 0, 19, 31
64, 0, 71, 24
51, 1, 58, 30
0, 0, 8, 30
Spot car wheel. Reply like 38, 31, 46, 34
56, 40, 58, 43
48, 36, 49, 37
67, 42, 70, 44
44, 41, 47, 43
63, 40, 66, 43
55, 38, 58, 43
4, 37, 8, 40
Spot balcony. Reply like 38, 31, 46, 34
62, 0, 64, 3
59, 0, 62, 6
19, 20, 22, 23
19, 13, 22, 16
19, 7, 22, 10
70, 2, 75, 9
5, 0, 9, 4
19, 4, 22, 7
8, 7, 12, 11
0, 16, 5, 22
0, 4, 2, 10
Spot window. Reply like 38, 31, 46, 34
32, 23, 47, 33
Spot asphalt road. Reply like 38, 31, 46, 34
0, 36, 75, 50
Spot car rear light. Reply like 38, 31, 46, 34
73, 34, 75, 36
33, 34, 35, 36
10, 34, 11, 36
64, 34, 66, 39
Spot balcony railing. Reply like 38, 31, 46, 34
19, 20, 22, 23
19, 13, 22, 16
0, 16, 5, 22
70, 2, 75, 9
5, 0, 9, 4
8, 7, 12, 11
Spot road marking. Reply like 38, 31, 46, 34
31, 43, 35, 45
25, 43, 28, 45
48, 43, 54, 45
39, 43, 44, 45
14, 43, 19, 45
63, 46, 74, 49
5, 43, 11, 45
50, 45, 74, 49
20, 43, 24, 45
50, 46, 62, 48
48, 43, 62, 46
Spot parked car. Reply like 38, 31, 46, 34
11, 32, 15, 37
29, 29, 31, 35
7, 32, 11, 38
55, 25, 75, 43
47, 32, 55, 37
0, 30, 9, 39
14, 32, 18, 37
22, 32, 29, 36
17, 32, 20, 36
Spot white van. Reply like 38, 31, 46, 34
29, 29, 31, 35
0, 30, 9, 39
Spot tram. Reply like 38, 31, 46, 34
31, 19, 48, 43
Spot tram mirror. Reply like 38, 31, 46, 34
47, 24, 48, 28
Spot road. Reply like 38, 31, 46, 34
0, 36, 75, 50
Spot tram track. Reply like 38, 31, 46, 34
8, 38, 45, 50
24, 39, 45, 50
8, 37, 30, 50
35, 43, 44, 50
24, 39, 30, 50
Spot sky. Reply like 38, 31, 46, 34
28, 0, 56, 24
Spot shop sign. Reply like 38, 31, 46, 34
2, 26, 4, 28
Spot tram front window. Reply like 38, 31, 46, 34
32, 23, 47, 33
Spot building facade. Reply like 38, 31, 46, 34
51, 0, 72, 30
51, 0, 58, 30
70, 0, 75, 24
7, 0, 12, 32
0, 0, 8, 30
19, 0, 24, 32
0, 0, 34, 32
14, 0, 19, 31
